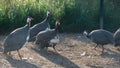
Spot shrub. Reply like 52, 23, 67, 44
0, 0, 120, 34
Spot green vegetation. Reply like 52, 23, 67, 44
0, 0, 120, 34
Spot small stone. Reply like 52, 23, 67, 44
80, 52, 86, 56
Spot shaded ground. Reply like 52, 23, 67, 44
0, 33, 120, 68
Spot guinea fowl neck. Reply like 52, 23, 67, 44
46, 16, 51, 23
55, 25, 59, 33
26, 22, 31, 28
86, 35, 90, 39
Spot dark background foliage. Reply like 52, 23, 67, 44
0, 0, 120, 34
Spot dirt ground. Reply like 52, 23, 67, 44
0, 33, 120, 68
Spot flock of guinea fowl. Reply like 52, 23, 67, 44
1, 10, 120, 60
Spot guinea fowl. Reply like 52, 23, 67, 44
114, 28, 120, 47
83, 29, 114, 53
34, 21, 60, 53
29, 11, 52, 41
3, 17, 33, 59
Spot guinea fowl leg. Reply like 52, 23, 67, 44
45, 47, 48, 51
17, 50, 22, 60
53, 45, 58, 54
101, 45, 104, 54
8, 52, 11, 56
45, 47, 51, 53
93, 44, 98, 50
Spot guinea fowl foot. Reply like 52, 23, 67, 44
52, 46, 59, 54
6, 52, 13, 57
116, 48, 120, 51
92, 44, 98, 50
92, 47, 97, 50
92, 47, 99, 52
17, 50, 23, 60
8, 52, 11, 56
92, 46, 105, 55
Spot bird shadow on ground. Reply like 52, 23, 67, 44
0, 42, 4, 53
101, 48, 120, 65
32, 48, 80, 68
6, 56, 39, 68
0, 47, 3, 52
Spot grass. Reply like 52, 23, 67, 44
0, 0, 120, 33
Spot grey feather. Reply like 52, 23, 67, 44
89, 29, 114, 45
114, 28, 120, 46
84, 29, 114, 53
29, 11, 51, 42
35, 29, 57, 48
3, 23, 30, 54
34, 21, 60, 49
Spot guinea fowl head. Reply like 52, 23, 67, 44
47, 10, 52, 17
83, 30, 91, 39
27, 17, 33, 27
83, 31, 88, 36
55, 20, 61, 32
27, 17, 33, 23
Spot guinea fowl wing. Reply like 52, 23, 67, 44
102, 31, 114, 44
4, 25, 29, 51
36, 29, 56, 44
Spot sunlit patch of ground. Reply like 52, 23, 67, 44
0, 33, 120, 68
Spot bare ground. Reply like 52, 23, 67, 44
0, 33, 120, 68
